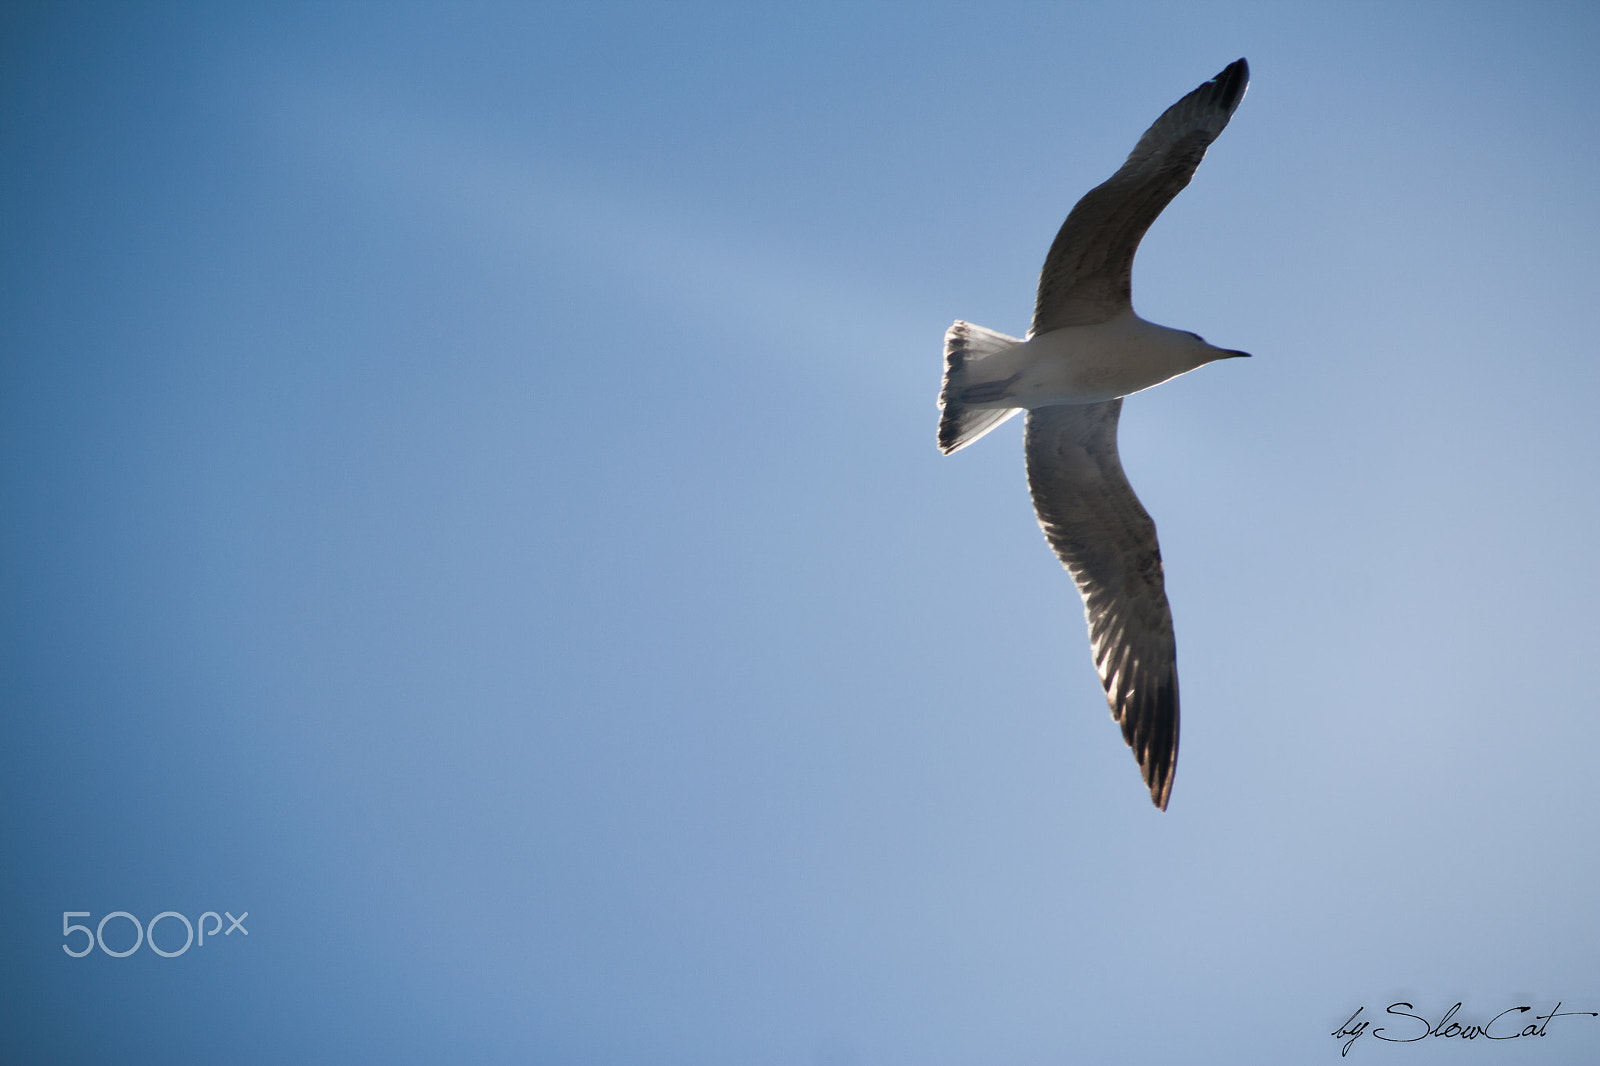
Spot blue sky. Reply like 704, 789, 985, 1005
3, 2, 1598, 1062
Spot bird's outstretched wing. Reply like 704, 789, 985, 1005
1030, 58, 1249, 335
1024, 401, 1178, 809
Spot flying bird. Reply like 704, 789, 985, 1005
937, 59, 1251, 810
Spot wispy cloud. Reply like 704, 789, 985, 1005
257, 74, 926, 393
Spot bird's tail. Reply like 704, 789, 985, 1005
937, 320, 1023, 454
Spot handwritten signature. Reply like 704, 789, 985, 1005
1333, 1001, 1597, 1057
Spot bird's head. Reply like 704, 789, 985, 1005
1182, 330, 1251, 363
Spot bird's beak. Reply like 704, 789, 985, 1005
1219, 349, 1251, 359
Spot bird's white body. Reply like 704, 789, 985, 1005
964, 311, 1226, 409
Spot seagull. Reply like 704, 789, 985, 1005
937, 59, 1251, 810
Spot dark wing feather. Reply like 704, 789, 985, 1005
1024, 402, 1178, 809
1030, 59, 1249, 335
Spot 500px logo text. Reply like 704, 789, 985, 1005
61, 910, 249, 958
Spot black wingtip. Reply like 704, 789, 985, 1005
1212, 58, 1250, 112
1124, 672, 1178, 812
1147, 754, 1175, 811
1151, 774, 1173, 811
